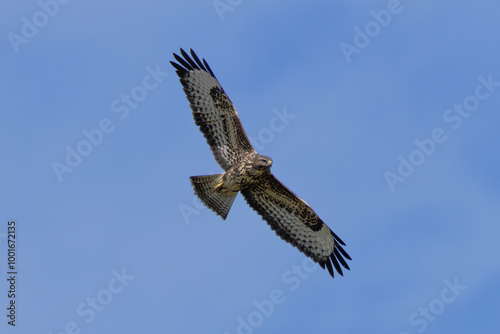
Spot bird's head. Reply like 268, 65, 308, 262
255, 155, 273, 170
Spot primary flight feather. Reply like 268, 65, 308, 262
171, 48, 351, 278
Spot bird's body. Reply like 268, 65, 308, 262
214, 152, 272, 195
171, 49, 351, 278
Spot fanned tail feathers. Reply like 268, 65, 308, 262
190, 174, 237, 220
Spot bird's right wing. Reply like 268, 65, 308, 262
171, 48, 255, 171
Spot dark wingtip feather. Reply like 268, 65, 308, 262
170, 60, 187, 77
190, 49, 209, 73
180, 48, 200, 70
173, 52, 193, 72
324, 260, 334, 278
331, 231, 346, 246
330, 256, 343, 276
203, 58, 216, 77
170, 48, 217, 79
318, 231, 352, 278
336, 243, 352, 261
334, 248, 350, 270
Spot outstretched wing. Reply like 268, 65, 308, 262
171, 48, 255, 170
241, 174, 351, 278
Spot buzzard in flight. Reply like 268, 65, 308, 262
171, 49, 351, 278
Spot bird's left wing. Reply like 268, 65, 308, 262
171, 48, 255, 171
241, 174, 351, 278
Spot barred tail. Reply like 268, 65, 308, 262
189, 174, 237, 220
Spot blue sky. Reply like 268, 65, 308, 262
1, 1, 500, 333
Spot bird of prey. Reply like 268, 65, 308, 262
170, 49, 351, 278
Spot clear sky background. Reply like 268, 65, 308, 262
1, 1, 500, 333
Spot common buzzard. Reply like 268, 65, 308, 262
171, 49, 351, 278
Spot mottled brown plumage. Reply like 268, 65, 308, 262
171, 48, 351, 278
